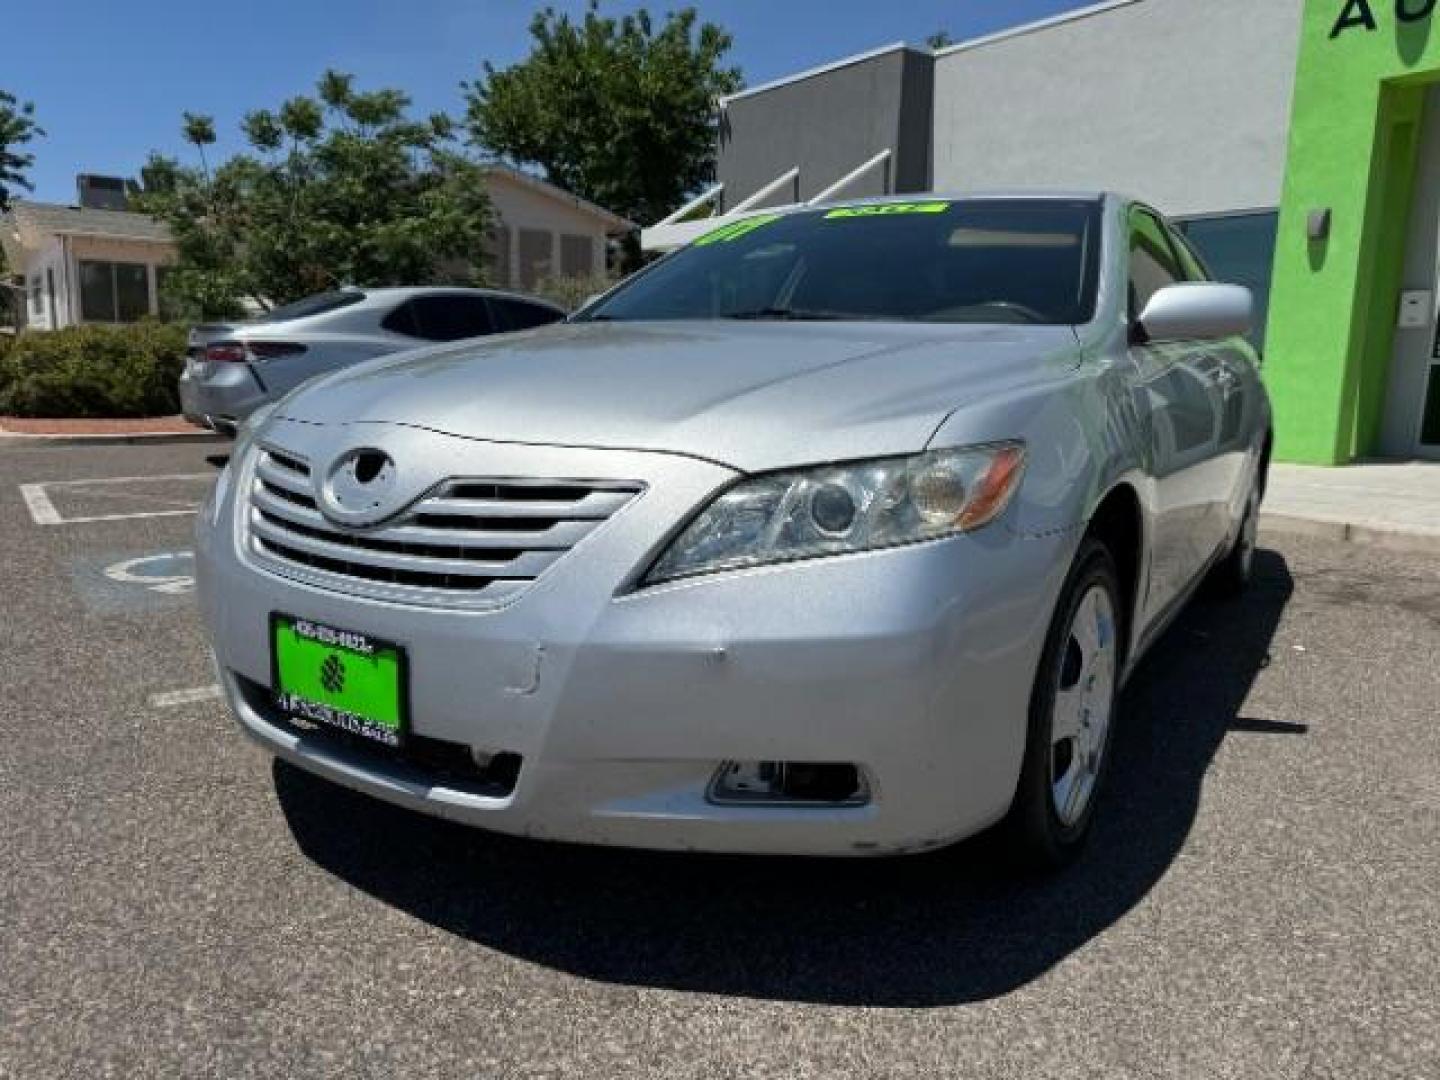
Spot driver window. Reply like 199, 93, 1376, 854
1129, 209, 1185, 322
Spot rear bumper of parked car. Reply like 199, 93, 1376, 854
196, 426, 1076, 856
179, 363, 268, 433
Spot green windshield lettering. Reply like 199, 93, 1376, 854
694, 214, 781, 246
824, 202, 951, 220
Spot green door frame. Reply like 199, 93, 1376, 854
1267, 2, 1440, 464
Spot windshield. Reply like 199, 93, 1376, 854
586, 198, 1103, 326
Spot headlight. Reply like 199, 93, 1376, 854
645, 442, 1027, 585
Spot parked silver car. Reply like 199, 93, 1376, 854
179, 286, 565, 433
196, 193, 1271, 867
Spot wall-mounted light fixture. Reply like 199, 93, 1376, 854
1307, 208, 1332, 242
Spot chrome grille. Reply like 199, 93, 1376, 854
246, 446, 642, 608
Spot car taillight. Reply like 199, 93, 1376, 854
248, 342, 307, 360
205, 342, 248, 363
205, 341, 307, 363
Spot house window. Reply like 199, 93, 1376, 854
560, 234, 594, 278
518, 229, 553, 289
1176, 211, 1279, 348
485, 225, 513, 288
78, 260, 151, 322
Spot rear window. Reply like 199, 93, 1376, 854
251, 290, 365, 324
583, 199, 1103, 326
492, 297, 564, 331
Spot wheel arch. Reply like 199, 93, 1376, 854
1081, 482, 1145, 658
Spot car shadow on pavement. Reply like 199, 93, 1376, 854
275, 550, 1294, 1007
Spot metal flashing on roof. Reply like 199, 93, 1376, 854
933, 0, 1146, 58
482, 164, 634, 230
719, 42, 929, 106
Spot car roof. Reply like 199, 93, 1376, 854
351, 286, 564, 310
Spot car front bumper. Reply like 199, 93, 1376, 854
197, 420, 1077, 856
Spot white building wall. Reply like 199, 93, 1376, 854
23, 239, 67, 330
932, 0, 1304, 217
64, 236, 174, 326
487, 175, 611, 289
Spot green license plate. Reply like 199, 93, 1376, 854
270, 614, 407, 748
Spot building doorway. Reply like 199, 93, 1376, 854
1383, 84, 1440, 461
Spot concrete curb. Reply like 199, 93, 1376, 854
1261, 512, 1440, 557
0, 430, 227, 447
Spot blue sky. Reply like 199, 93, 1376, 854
9, 0, 1086, 204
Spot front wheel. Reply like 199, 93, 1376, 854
1210, 480, 1261, 597
1004, 539, 1123, 870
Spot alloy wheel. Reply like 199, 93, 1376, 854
1050, 584, 1118, 827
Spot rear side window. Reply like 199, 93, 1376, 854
492, 298, 564, 331
383, 295, 495, 342
381, 301, 421, 337
1129, 209, 1185, 320
252, 290, 365, 324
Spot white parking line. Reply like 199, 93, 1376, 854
148, 684, 223, 708
18, 483, 62, 525
18, 473, 212, 526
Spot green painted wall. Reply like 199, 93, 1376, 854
1268, 1, 1440, 463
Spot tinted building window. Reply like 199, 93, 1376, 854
78, 260, 152, 322
116, 264, 150, 322
1422, 365, 1440, 447
1177, 211, 1279, 348
79, 262, 114, 321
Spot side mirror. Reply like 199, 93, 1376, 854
1136, 283, 1253, 343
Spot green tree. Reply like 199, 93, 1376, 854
133, 72, 492, 320
181, 111, 216, 179
926, 30, 956, 50
0, 90, 43, 211
464, 3, 742, 226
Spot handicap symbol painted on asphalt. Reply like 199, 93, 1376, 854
102, 551, 195, 595
71, 550, 199, 614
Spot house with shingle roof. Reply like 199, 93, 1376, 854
1, 168, 630, 331
1, 180, 177, 330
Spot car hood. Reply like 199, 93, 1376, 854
279, 321, 1080, 472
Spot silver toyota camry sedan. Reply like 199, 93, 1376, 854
196, 192, 1272, 867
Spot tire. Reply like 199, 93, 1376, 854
1004, 538, 1125, 871
1210, 477, 1261, 597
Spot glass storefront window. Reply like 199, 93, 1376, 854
1176, 211, 1279, 349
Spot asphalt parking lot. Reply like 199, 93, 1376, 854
1, 440, 1437, 1079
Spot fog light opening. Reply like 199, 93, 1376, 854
469, 748, 523, 791
708, 761, 869, 806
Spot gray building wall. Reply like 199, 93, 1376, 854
716, 46, 934, 209
931, 0, 1303, 217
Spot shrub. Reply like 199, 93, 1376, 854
0, 323, 188, 418
529, 272, 620, 313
